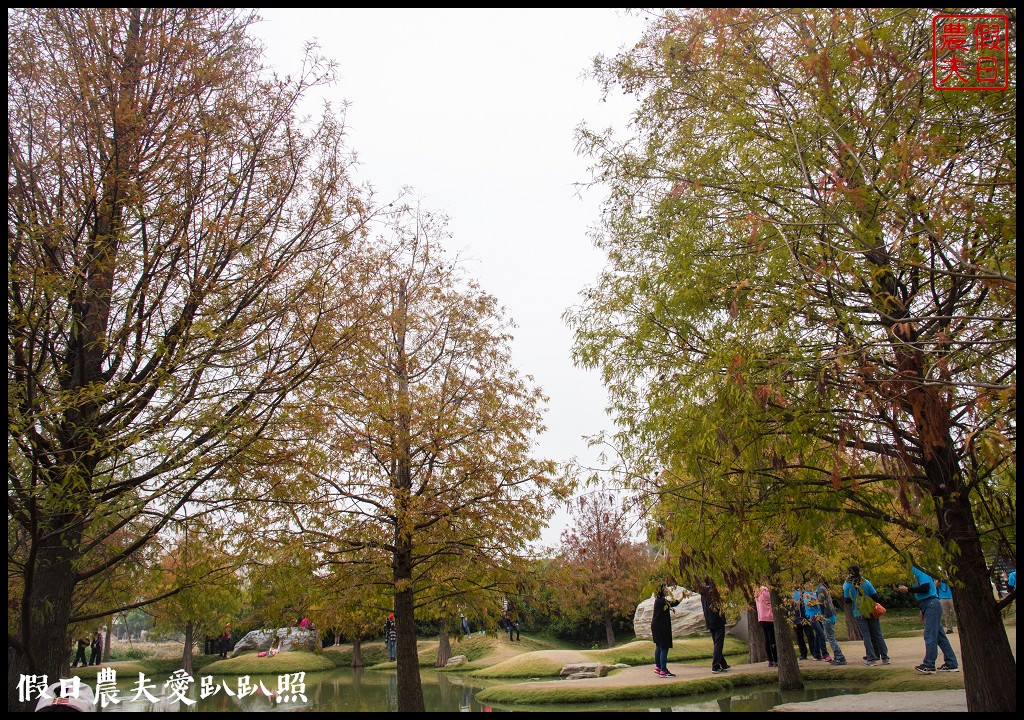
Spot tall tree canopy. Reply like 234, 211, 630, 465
569, 8, 1014, 711
558, 484, 656, 648
295, 207, 567, 712
7, 8, 367, 710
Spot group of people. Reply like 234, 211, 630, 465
651, 561, 964, 677
71, 630, 104, 668
754, 575, 849, 669
499, 609, 521, 641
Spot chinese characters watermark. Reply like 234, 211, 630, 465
19, 671, 307, 707
932, 14, 1009, 90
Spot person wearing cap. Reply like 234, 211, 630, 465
385, 614, 397, 661
842, 564, 890, 666
34, 682, 96, 712
897, 564, 959, 674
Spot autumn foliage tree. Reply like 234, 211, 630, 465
148, 520, 245, 676
294, 207, 568, 712
569, 8, 1015, 711
558, 485, 656, 647
7, 8, 368, 710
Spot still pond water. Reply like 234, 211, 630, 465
97, 667, 863, 712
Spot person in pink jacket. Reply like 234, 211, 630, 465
755, 586, 778, 667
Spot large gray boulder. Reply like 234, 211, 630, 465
633, 587, 707, 639
632, 586, 747, 641
232, 627, 319, 655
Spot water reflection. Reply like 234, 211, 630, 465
99, 667, 495, 712
95, 669, 861, 713
652, 685, 864, 712
493, 685, 865, 713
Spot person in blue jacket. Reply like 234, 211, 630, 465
897, 564, 959, 674
842, 564, 889, 666
802, 583, 827, 661
814, 576, 847, 665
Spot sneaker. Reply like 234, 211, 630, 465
711, 667, 727, 674
881, 658, 891, 665
655, 669, 666, 676
822, 655, 832, 663
662, 671, 676, 678
938, 664, 960, 673
915, 664, 936, 674
831, 658, 847, 666
946, 627, 954, 634
799, 656, 808, 661
863, 660, 877, 667
768, 661, 777, 667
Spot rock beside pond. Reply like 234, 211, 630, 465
445, 655, 468, 667
560, 662, 610, 678
232, 627, 320, 655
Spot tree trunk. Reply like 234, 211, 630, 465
393, 279, 425, 713
394, 544, 424, 712
7, 526, 81, 712
351, 638, 363, 668
745, 607, 766, 663
933, 471, 1016, 712
436, 622, 452, 667
891, 303, 1015, 711
770, 589, 803, 691
603, 609, 616, 648
8, 12, 141, 711
102, 618, 112, 663
181, 620, 195, 676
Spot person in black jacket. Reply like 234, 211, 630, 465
699, 576, 729, 673
650, 583, 681, 677
89, 630, 103, 666
71, 636, 88, 668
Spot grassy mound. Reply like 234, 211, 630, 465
199, 651, 335, 676
471, 652, 572, 678
589, 637, 748, 666
477, 670, 776, 705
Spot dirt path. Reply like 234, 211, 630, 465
505, 626, 1015, 712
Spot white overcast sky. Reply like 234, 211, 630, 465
250, 8, 650, 549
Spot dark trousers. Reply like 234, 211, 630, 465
710, 626, 726, 670
809, 619, 828, 659
508, 621, 519, 641
793, 623, 812, 659
72, 647, 87, 667
759, 621, 777, 663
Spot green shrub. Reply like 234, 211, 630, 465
109, 647, 147, 662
